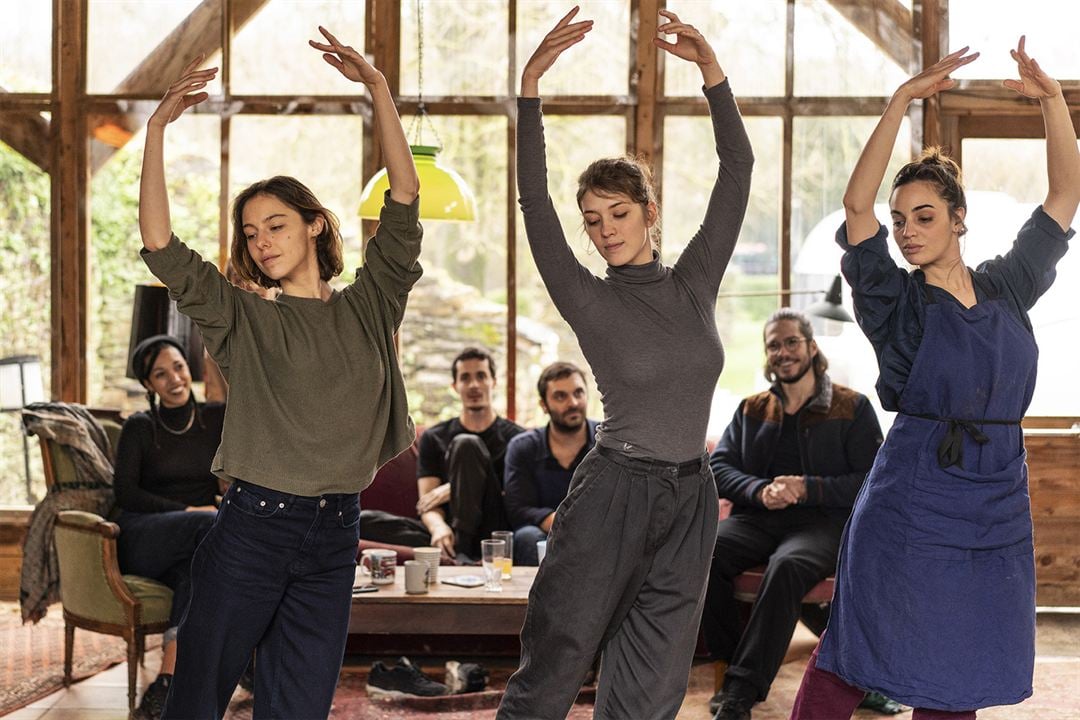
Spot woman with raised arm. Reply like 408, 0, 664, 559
139, 28, 422, 719
791, 38, 1079, 720
497, 7, 753, 719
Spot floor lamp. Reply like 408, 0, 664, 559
0, 355, 45, 504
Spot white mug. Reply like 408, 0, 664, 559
404, 560, 429, 594
360, 549, 397, 585
413, 546, 441, 584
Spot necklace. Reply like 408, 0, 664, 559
158, 403, 195, 435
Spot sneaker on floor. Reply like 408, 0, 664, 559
367, 656, 449, 699
444, 660, 489, 693
135, 673, 171, 720
859, 691, 905, 714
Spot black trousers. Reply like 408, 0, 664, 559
702, 508, 845, 701
444, 434, 510, 559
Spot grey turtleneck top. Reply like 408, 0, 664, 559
516, 80, 753, 462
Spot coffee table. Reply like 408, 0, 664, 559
350, 566, 536, 636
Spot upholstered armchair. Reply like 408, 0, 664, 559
53, 510, 173, 713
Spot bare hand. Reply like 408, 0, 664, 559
1003, 36, 1061, 99
416, 483, 451, 515
898, 46, 979, 101
309, 26, 384, 86
430, 525, 455, 558
773, 475, 807, 503
654, 10, 716, 67
148, 55, 216, 129
521, 6, 594, 89
759, 478, 801, 510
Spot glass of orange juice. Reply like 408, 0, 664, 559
492, 531, 513, 579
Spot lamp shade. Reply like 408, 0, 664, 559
359, 145, 477, 221
806, 274, 854, 323
126, 284, 206, 381
0, 355, 44, 410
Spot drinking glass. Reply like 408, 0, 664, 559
481, 539, 506, 592
492, 530, 513, 579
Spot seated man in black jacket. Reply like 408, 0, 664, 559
705, 309, 883, 720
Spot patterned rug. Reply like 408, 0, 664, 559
0, 601, 159, 715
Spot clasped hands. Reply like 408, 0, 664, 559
758, 475, 807, 511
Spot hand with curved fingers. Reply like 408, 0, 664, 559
148, 55, 217, 130
521, 6, 594, 97
430, 524, 456, 558
309, 26, 384, 86
1003, 36, 1061, 99
654, 10, 724, 86
416, 482, 451, 515
897, 46, 979, 102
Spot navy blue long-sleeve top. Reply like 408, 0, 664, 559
837, 206, 1072, 411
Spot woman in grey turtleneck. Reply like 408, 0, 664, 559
498, 8, 754, 720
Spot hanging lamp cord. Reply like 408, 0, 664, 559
405, 0, 443, 149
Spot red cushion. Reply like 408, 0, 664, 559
733, 565, 835, 604
360, 433, 422, 519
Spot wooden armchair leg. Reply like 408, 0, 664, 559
63, 622, 74, 686
127, 632, 140, 712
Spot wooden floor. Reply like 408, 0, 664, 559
3, 614, 1078, 719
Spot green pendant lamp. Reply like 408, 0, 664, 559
359, 145, 476, 220
359, 0, 476, 222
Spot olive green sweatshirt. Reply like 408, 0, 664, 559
141, 192, 423, 495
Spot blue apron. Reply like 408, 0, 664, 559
817, 285, 1037, 711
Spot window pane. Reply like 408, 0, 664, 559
962, 138, 1078, 416
401, 0, 508, 97
664, 1, 785, 97
0, 1, 51, 92
951, 1, 1080, 80
230, 116, 363, 271
792, 116, 910, 425
89, 0, 213, 94
89, 116, 220, 411
232, 0, 364, 95
515, 115, 625, 429
516, 0, 629, 96
398, 116, 509, 425
794, 0, 908, 96
663, 116, 783, 435
0, 139, 52, 503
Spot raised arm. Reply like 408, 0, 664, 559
520, 6, 593, 98
1003, 36, 1080, 232
139, 56, 217, 251
842, 48, 979, 245
310, 27, 418, 204
658, 10, 754, 295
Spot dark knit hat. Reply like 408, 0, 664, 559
131, 334, 187, 384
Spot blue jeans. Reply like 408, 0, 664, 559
162, 480, 360, 720
513, 525, 547, 566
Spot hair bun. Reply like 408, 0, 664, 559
916, 146, 962, 182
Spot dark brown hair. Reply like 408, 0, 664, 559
576, 156, 660, 245
537, 361, 587, 403
762, 308, 829, 384
452, 347, 496, 382
230, 176, 343, 288
892, 147, 967, 236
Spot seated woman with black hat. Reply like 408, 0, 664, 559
113, 333, 225, 718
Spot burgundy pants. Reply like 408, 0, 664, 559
791, 640, 976, 720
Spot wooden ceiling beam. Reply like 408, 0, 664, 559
825, 0, 915, 72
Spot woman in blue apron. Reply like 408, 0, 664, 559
790, 38, 1079, 720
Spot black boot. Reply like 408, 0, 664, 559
711, 677, 756, 720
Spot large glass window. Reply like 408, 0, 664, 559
88, 116, 220, 412
794, 0, 908, 96
950, 1, 1080, 80
515, 0, 629, 96
962, 138, 1078, 416
0, 140, 51, 503
401, 0, 508, 97
232, 0, 365, 95
0, 1, 51, 92
663, 1, 785, 98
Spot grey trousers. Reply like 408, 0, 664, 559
498, 444, 719, 720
